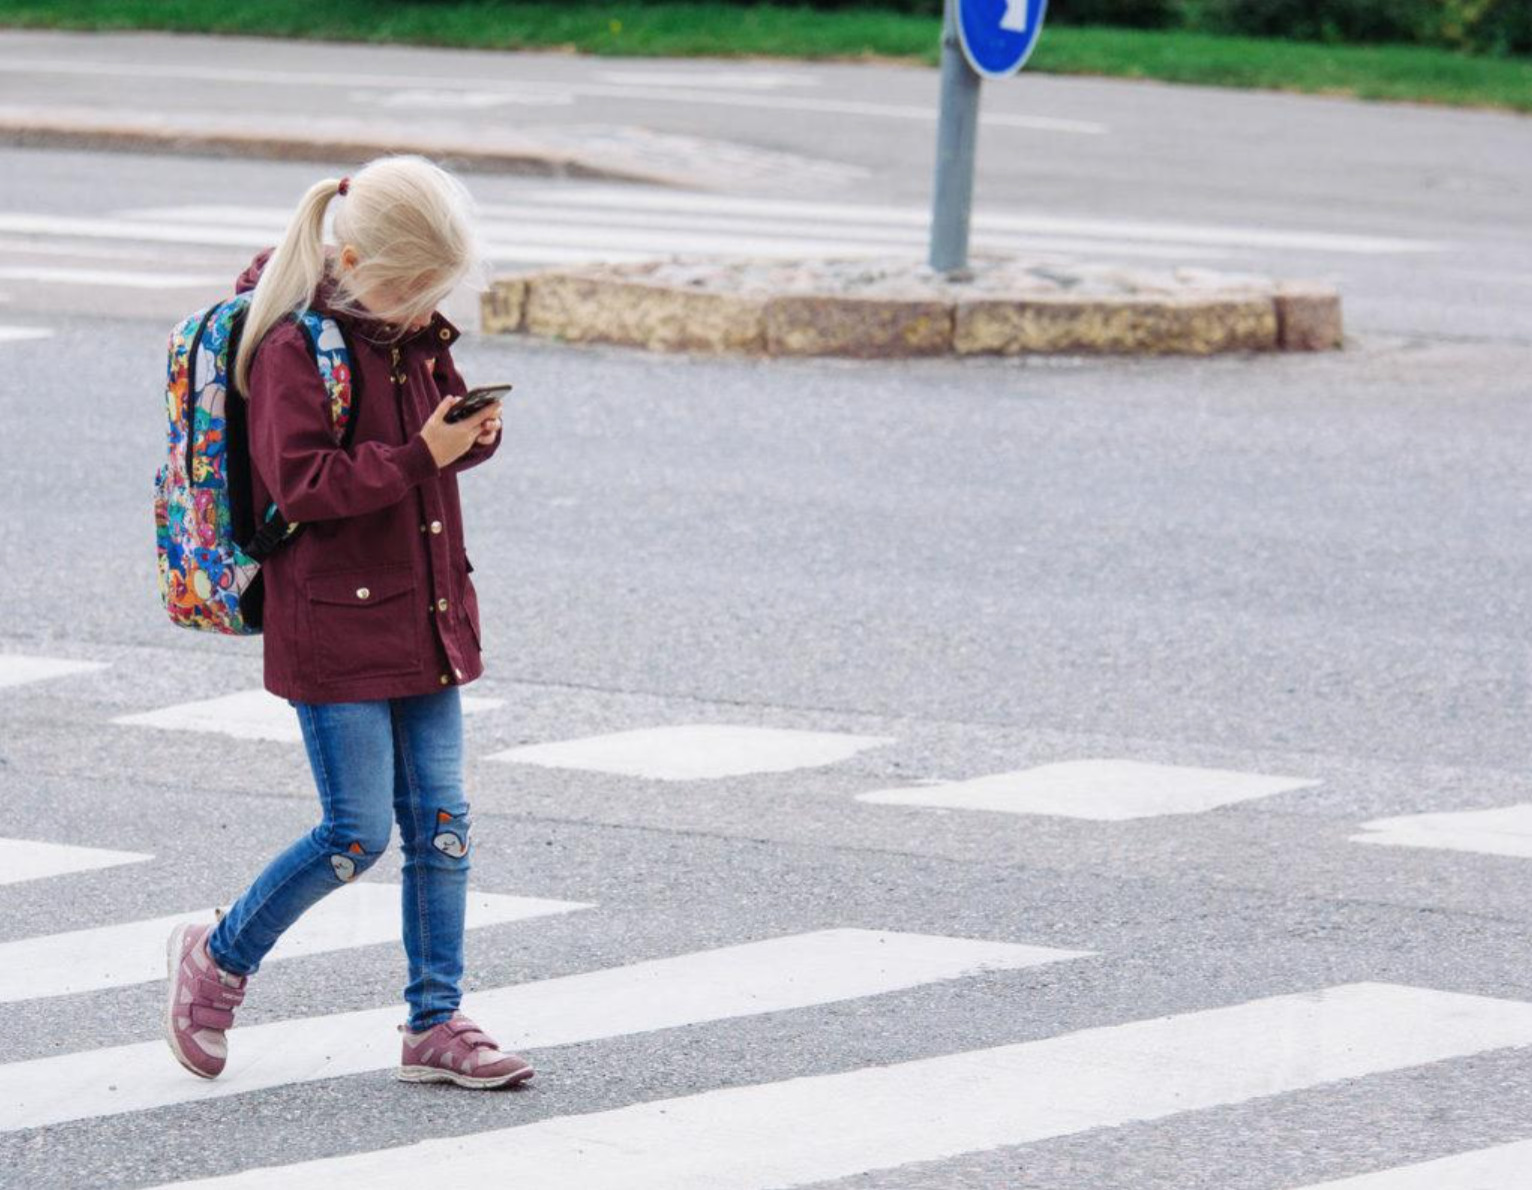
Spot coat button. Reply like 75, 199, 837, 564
439, 672, 450, 685
439, 327, 451, 341
430, 520, 442, 534
356, 587, 370, 600
436, 597, 448, 612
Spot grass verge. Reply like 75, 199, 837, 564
1, 1, 1528, 114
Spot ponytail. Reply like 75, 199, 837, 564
232, 176, 343, 396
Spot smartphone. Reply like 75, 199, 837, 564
445, 383, 513, 423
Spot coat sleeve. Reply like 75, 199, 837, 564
432, 348, 504, 476
248, 322, 441, 523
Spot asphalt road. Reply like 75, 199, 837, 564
2, 27, 1532, 1190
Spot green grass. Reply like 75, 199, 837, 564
1, 1, 1528, 114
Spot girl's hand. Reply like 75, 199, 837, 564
420, 396, 502, 469
474, 412, 501, 446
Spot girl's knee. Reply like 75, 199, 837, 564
429, 806, 471, 861
314, 822, 391, 883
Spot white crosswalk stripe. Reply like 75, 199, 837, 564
110, 688, 504, 743
0, 183, 1446, 298
0, 928, 1087, 1131
0, 652, 108, 690
0, 324, 52, 342
0, 837, 152, 887
133, 982, 1532, 1190
1289, 1139, 1532, 1188
489, 723, 896, 780
1352, 804, 1532, 859
857, 758, 1321, 820
0, 885, 593, 1004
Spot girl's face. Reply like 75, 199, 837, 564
337, 245, 442, 331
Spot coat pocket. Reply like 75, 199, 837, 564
304, 564, 423, 684
459, 560, 482, 652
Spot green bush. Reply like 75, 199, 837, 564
598, 0, 1182, 25
1188, 0, 1531, 54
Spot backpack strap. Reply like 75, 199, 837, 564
238, 307, 362, 562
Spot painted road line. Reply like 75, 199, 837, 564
138, 981, 1532, 1190
0, 265, 228, 288
489, 724, 896, 780
0, 885, 593, 1004
490, 186, 1447, 255
111, 688, 504, 743
0, 837, 151, 887
1290, 1138, 1532, 1188
857, 759, 1320, 820
0, 928, 1088, 1131
0, 652, 108, 690
112, 205, 1233, 263
1352, 805, 1532, 859
0, 325, 52, 343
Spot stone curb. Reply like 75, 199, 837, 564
0, 106, 682, 186
481, 265, 1344, 357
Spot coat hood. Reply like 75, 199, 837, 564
234, 245, 461, 350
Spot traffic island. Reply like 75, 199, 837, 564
479, 256, 1343, 358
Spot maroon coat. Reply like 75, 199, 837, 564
237, 245, 502, 703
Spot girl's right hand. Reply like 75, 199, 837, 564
420, 395, 502, 469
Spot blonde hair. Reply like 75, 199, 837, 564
233, 154, 485, 395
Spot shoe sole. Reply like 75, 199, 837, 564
164, 922, 220, 1080
397, 1063, 535, 1089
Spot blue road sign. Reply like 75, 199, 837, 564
956, 0, 1048, 79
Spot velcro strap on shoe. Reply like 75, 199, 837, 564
442, 1018, 497, 1048
194, 973, 245, 1007
188, 1001, 234, 1030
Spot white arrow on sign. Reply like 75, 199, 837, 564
999, 0, 1030, 32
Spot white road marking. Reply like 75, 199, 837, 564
1290, 1139, 1532, 1188
353, 88, 576, 109
4, 208, 1228, 266
857, 759, 1320, 820
489, 723, 895, 780
591, 70, 820, 90
0, 928, 1087, 1131
0, 885, 593, 1004
0, 837, 152, 887
109, 203, 1232, 263
1352, 804, 1532, 859
0, 652, 108, 689
497, 186, 1446, 254
110, 688, 504, 743
0, 324, 51, 342
0, 59, 1108, 134
137, 982, 1532, 1190
117, 193, 1429, 257
0, 265, 227, 288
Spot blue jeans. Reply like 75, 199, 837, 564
206, 686, 471, 1032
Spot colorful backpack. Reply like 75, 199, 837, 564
154, 292, 359, 635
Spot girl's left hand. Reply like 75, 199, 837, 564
475, 414, 502, 446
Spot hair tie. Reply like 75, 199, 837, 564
337, 176, 350, 196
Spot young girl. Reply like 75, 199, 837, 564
164, 155, 533, 1090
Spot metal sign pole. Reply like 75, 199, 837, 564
928, 0, 982, 274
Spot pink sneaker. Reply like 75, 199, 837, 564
397, 1011, 535, 1088
164, 917, 247, 1079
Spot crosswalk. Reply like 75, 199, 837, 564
5, 646, 1532, 1186
0, 181, 1445, 314
128, 983, 1532, 1190
0, 884, 591, 1004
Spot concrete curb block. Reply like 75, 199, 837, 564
0, 107, 681, 186
482, 262, 1344, 358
